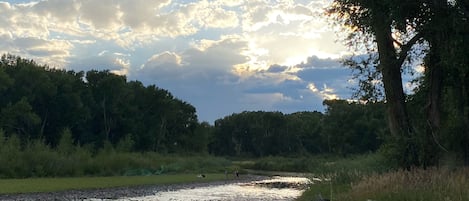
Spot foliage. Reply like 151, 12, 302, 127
0, 133, 231, 178
210, 102, 386, 157
0, 54, 201, 153
328, 0, 469, 167
322, 100, 386, 155
292, 153, 391, 201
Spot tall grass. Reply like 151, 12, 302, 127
0, 131, 232, 178
292, 153, 392, 201
338, 167, 469, 201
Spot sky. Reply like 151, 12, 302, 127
0, 0, 356, 123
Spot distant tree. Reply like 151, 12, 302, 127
322, 100, 386, 155
0, 54, 203, 153
211, 110, 350, 157
0, 98, 41, 140
285, 111, 324, 154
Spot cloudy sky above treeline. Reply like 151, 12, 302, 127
1, 0, 356, 123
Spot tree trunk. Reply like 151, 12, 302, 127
423, 50, 444, 166
373, 12, 418, 168
374, 21, 413, 136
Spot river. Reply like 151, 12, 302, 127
90, 176, 312, 201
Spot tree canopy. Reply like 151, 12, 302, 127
0, 54, 200, 153
328, 0, 469, 167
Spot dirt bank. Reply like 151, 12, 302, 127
0, 175, 267, 201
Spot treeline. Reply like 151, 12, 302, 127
0, 54, 388, 158
0, 54, 202, 153
209, 100, 387, 157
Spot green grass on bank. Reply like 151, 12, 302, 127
293, 153, 469, 201
335, 167, 469, 201
0, 174, 227, 194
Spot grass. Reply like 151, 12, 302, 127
295, 153, 391, 201
337, 167, 469, 201
0, 133, 234, 178
296, 160, 469, 201
237, 153, 390, 175
297, 183, 351, 201
0, 173, 227, 194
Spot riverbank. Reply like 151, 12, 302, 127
0, 174, 267, 201
297, 167, 469, 201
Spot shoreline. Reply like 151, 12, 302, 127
0, 175, 268, 201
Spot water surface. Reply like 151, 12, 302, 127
109, 176, 311, 201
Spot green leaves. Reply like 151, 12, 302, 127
0, 54, 201, 153
0, 98, 41, 138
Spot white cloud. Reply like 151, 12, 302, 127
3, 37, 73, 67
147, 51, 183, 66
33, 0, 79, 24
241, 92, 296, 110
135, 36, 249, 83
78, 0, 120, 30
68, 51, 130, 74
307, 83, 319, 92
199, 7, 239, 29
119, 0, 171, 29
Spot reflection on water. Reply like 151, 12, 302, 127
112, 176, 311, 201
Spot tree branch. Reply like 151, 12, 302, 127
397, 33, 423, 66
393, 37, 403, 48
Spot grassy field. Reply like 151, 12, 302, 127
0, 174, 226, 194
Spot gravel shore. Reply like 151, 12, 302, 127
0, 175, 268, 201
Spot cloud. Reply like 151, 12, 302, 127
33, 0, 79, 24
78, 0, 121, 30
128, 32, 353, 122
298, 55, 343, 68
119, 0, 171, 29
68, 51, 130, 75
266, 64, 288, 73
0, 37, 73, 67
133, 36, 248, 84
297, 56, 355, 101
133, 35, 308, 121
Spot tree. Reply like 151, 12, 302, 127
0, 54, 204, 153
422, 0, 469, 165
328, 0, 425, 167
0, 98, 41, 139
322, 100, 386, 155
329, 0, 469, 166
285, 111, 324, 154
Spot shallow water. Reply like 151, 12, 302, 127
99, 176, 311, 201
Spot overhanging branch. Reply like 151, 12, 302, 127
397, 33, 423, 66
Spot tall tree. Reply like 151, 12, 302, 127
328, 0, 424, 167
329, 0, 469, 166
